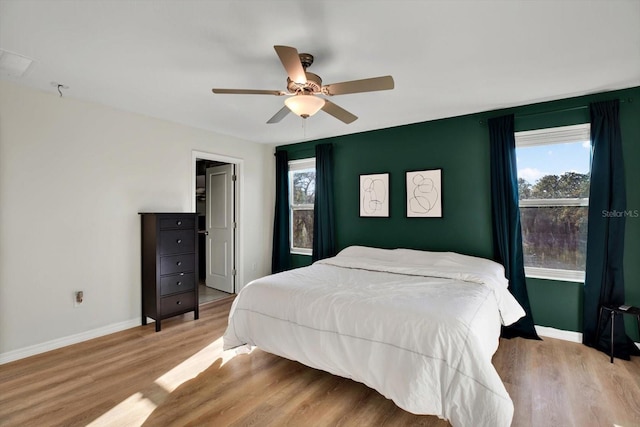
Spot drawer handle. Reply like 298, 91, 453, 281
179, 272, 184, 276
176, 300, 182, 305
176, 220, 182, 226
176, 239, 182, 244
177, 281, 182, 286
176, 261, 182, 266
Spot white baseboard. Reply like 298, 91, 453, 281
535, 325, 640, 350
0, 318, 142, 365
535, 325, 583, 343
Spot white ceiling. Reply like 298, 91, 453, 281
1, 1, 639, 145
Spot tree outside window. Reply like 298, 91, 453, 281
518, 171, 589, 271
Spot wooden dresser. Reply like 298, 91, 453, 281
140, 212, 199, 331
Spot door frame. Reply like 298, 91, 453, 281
191, 150, 242, 294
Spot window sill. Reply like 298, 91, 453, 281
291, 250, 312, 256
524, 267, 585, 283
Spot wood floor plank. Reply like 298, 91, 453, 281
526, 336, 574, 427
560, 337, 611, 426
597, 357, 640, 426
1, 296, 639, 427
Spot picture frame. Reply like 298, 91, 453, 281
360, 173, 389, 217
406, 169, 442, 218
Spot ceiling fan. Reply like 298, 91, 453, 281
212, 45, 394, 124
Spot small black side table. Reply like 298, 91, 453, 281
597, 304, 640, 363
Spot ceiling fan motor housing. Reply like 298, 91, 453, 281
287, 72, 322, 94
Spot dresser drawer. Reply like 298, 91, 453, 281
159, 217, 195, 230
160, 273, 195, 296
160, 254, 195, 275
159, 229, 195, 255
160, 292, 196, 317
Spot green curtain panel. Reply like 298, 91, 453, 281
489, 115, 540, 340
583, 100, 640, 359
272, 151, 291, 273
312, 143, 336, 262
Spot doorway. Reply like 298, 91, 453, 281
193, 151, 241, 305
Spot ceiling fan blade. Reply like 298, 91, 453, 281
323, 75, 394, 96
267, 105, 291, 124
274, 45, 307, 84
321, 100, 358, 124
212, 88, 286, 96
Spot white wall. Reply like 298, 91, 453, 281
0, 81, 274, 361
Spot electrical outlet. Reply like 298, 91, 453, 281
74, 291, 84, 307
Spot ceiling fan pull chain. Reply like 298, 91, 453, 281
302, 116, 306, 139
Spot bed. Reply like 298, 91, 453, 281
223, 246, 525, 427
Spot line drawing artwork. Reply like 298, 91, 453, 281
406, 169, 442, 217
360, 173, 389, 217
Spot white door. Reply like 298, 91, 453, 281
205, 164, 235, 293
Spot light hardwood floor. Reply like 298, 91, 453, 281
1, 297, 639, 427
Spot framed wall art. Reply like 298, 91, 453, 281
360, 173, 389, 217
406, 169, 442, 218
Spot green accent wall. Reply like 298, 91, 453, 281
279, 86, 640, 341
527, 278, 583, 332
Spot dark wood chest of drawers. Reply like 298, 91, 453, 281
140, 213, 199, 331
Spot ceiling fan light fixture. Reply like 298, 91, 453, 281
285, 94, 325, 118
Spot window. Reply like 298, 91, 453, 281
515, 124, 591, 282
288, 158, 315, 255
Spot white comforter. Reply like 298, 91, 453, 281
223, 246, 525, 427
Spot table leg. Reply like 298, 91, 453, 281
610, 310, 615, 363
637, 315, 640, 351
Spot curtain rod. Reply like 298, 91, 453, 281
516, 98, 631, 119
479, 97, 632, 125
515, 105, 587, 119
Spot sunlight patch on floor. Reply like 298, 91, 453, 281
87, 392, 156, 427
155, 336, 235, 392
88, 336, 245, 426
